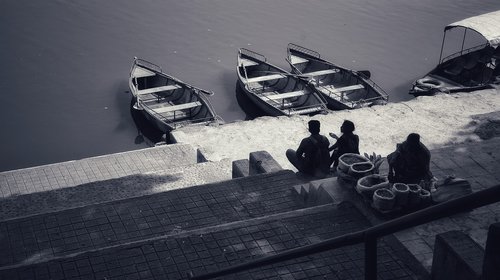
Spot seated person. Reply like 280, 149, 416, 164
329, 120, 360, 167
286, 120, 330, 177
388, 133, 433, 184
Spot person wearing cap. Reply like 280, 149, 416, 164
387, 133, 433, 184
329, 120, 360, 168
286, 120, 330, 177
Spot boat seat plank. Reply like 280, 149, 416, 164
290, 55, 309, 65
288, 106, 324, 115
245, 74, 285, 83
266, 90, 307, 100
240, 58, 259, 67
152, 101, 202, 114
132, 67, 156, 78
138, 85, 181, 95
322, 84, 364, 94
302, 69, 339, 77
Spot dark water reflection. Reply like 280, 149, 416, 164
1, 0, 499, 171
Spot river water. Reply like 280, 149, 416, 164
1, 0, 499, 172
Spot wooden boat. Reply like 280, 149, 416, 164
409, 10, 500, 96
129, 57, 221, 132
286, 43, 389, 110
237, 48, 328, 116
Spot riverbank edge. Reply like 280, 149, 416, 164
170, 87, 500, 171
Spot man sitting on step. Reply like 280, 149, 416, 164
286, 120, 330, 177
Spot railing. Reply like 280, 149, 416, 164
194, 87, 223, 124
440, 43, 489, 64
287, 43, 321, 59
239, 48, 267, 63
188, 184, 500, 280
134, 57, 163, 73
356, 72, 389, 102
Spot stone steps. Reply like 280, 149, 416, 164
0, 143, 199, 199
291, 177, 345, 207
0, 170, 301, 269
0, 159, 232, 222
0, 202, 421, 280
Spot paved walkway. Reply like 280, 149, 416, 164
0, 144, 197, 198
0, 203, 423, 280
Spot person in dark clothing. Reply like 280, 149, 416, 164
329, 120, 360, 167
286, 120, 330, 177
387, 133, 433, 184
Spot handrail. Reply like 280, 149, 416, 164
188, 184, 500, 280
356, 72, 389, 101
134, 57, 163, 73
239, 48, 267, 63
197, 89, 222, 124
287, 43, 321, 59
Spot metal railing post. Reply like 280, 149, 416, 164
365, 236, 377, 280
438, 30, 447, 64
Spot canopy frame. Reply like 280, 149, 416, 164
438, 10, 500, 64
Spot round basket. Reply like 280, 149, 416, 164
356, 174, 389, 200
420, 189, 432, 206
336, 166, 357, 185
338, 153, 369, 173
373, 188, 396, 211
408, 184, 422, 206
392, 183, 409, 206
348, 162, 374, 179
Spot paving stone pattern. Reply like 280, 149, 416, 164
0, 203, 421, 280
377, 138, 500, 272
0, 171, 301, 268
0, 160, 232, 221
0, 144, 197, 198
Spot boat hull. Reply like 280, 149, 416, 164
286, 43, 388, 110
129, 58, 220, 133
236, 48, 328, 117
237, 80, 284, 117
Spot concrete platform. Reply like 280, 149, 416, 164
0, 143, 198, 198
0, 159, 232, 221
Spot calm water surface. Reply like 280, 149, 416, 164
1, 0, 499, 171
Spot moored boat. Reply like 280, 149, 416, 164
129, 57, 221, 132
236, 48, 328, 116
409, 10, 500, 96
286, 43, 389, 110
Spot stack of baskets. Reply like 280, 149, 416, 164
355, 174, 389, 200
367, 181, 433, 213
337, 153, 375, 183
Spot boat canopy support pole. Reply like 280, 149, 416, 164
460, 29, 467, 56
438, 30, 447, 64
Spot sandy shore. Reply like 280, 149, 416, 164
171, 87, 500, 171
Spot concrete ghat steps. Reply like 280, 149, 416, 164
291, 177, 342, 207
0, 170, 301, 269
0, 143, 198, 199
0, 202, 424, 280
0, 159, 233, 222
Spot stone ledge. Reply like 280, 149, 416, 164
249, 151, 283, 175
432, 230, 484, 280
